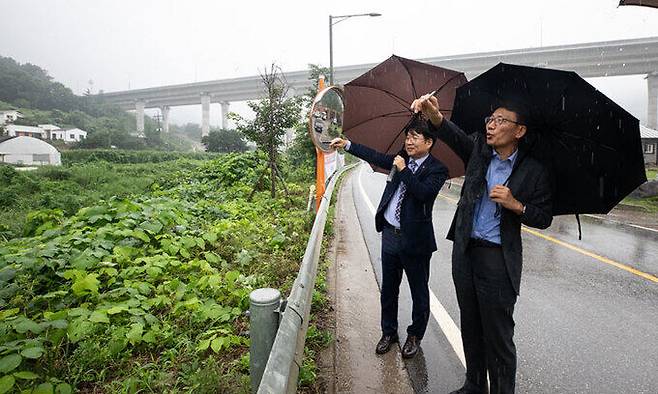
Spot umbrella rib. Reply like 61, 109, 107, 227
433, 73, 466, 96
345, 84, 412, 110
399, 59, 418, 98
343, 110, 412, 132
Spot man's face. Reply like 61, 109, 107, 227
485, 107, 527, 150
405, 130, 433, 158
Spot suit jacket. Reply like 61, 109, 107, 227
431, 119, 553, 294
348, 142, 448, 256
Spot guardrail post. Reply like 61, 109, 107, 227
249, 288, 281, 393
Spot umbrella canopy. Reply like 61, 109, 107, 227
451, 63, 647, 215
343, 55, 467, 177
619, 0, 658, 8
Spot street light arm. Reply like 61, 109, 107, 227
330, 12, 381, 25
329, 12, 381, 85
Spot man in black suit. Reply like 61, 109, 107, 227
330, 116, 448, 359
412, 95, 552, 393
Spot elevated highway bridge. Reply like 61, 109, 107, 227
98, 36, 658, 135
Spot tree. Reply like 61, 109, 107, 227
230, 64, 302, 198
202, 128, 248, 153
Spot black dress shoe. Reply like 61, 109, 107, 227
375, 334, 399, 354
449, 380, 488, 394
401, 335, 421, 359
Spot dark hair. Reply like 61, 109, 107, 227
404, 114, 436, 146
496, 99, 528, 125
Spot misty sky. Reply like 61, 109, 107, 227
1, 0, 657, 127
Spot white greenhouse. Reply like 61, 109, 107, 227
0, 136, 62, 166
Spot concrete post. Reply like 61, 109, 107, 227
249, 288, 281, 393
220, 101, 230, 130
161, 106, 170, 133
135, 100, 145, 133
648, 73, 658, 130
201, 94, 211, 137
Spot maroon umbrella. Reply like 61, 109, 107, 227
343, 55, 467, 178
619, 0, 658, 8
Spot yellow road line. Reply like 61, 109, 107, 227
438, 193, 658, 284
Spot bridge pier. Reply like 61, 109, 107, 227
201, 94, 210, 137
220, 101, 230, 130
161, 106, 170, 133
135, 100, 145, 133
648, 72, 658, 129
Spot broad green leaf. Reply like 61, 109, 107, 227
204, 252, 220, 264
40, 290, 68, 299
71, 273, 99, 296
32, 382, 54, 394
0, 268, 16, 283
0, 375, 14, 394
0, 309, 19, 321
67, 307, 89, 317
130, 230, 150, 243
89, 311, 110, 324
211, 337, 227, 353
56, 383, 73, 394
140, 220, 163, 234
107, 305, 128, 315
12, 371, 38, 379
49, 320, 68, 329
0, 354, 21, 374
61, 269, 83, 281
196, 338, 211, 351
146, 266, 162, 277
142, 330, 156, 343
126, 323, 143, 345
202, 231, 218, 243
225, 270, 240, 283
20, 347, 44, 359
14, 319, 43, 334
67, 318, 94, 343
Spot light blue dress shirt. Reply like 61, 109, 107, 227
471, 149, 518, 244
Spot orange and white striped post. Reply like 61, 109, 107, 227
315, 76, 326, 211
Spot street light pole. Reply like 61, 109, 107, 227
329, 12, 381, 86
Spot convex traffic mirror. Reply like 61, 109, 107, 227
309, 86, 344, 152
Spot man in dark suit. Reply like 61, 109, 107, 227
411, 95, 552, 393
330, 116, 448, 359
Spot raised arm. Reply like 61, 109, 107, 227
410, 94, 475, 164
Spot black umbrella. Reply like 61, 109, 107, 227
451, 63, 647, 216
619, 0, 658, 9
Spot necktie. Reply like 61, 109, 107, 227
395, 160, 417, 222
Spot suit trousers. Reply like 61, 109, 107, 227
453, 243, 518, 394
380, 225, 432, 339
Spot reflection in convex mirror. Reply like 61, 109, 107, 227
309, 86, 344, 152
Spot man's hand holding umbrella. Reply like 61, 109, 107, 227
411, 94, 444, 128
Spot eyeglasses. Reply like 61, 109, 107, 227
484, 116, 523, 127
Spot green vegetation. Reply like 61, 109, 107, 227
0, 56, 197, 151
646, 168, 657, 182
201, 129, 248, 153
0, 151, 335, 393
61, 150, 218, 165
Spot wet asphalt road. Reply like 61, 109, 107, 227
349, 163, 658, 394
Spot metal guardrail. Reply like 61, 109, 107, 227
255, 163, 355, 393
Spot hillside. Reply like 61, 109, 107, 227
0, 56, 195, 151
